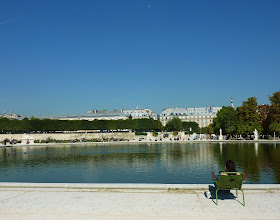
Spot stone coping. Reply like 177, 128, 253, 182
0, 182, 280, 191
1, 139, 280, 148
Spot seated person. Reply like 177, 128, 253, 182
220, 160, 240, 175
214, 160, 240, 180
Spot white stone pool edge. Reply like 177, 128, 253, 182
0, 182, 280, 191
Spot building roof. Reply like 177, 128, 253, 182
34, 111, 129, 120
161, 107, 222, 116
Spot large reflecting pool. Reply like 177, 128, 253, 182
0, 142, 280, 184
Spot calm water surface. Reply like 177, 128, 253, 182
0, 142, 280, 184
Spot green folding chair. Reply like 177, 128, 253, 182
212, 172, 247, 206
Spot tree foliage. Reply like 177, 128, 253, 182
269, 91, 280, 105
267, 91, 280, 135
0, 118, 162, 133
258, 104, 270, 134
182, 122, 199, 133
236, 97, 263, 135
165, 118, 182, 131
206, 124, 214, 134
212, 106, 239, 135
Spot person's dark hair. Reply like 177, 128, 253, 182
225, 160, 236, 172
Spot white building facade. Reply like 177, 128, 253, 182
35, 107, 157, 121
121, 107, 157, 120
160, 106, 222, 128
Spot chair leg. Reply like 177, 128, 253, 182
241, 189, 245, 206
216, 189, 219, 205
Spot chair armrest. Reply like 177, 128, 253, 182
212, 172, 216, 181
243, 172, 247, 183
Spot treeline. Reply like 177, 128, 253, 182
0, 118, 162, 133
210, 91, 280, 136
165, 118, 200, 133
3, 92, 279, 136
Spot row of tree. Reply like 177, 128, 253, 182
1, 91, 279, 135
165, 118, 200, 133
0, 118, 163, 133
0, 116, 201, 134
210, 91, 280, 136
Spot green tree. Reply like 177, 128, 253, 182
267, 91, 280, 135
213, 106, 239, 135
206, 124, 214, 134
165, 118, 182, 131
21, 118, 32, 132
0, 118, 12, 132
153, 120, 163, 131
269, 122, 280, 136
269, 91, 280, 105
29, 117, 42, 131
182, 122, 199, 133
0, 118, 163, 133
258, 104, 270, 135
237, 97, 263, 135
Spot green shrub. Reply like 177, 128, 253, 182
152, 132, 158, 137
135, 132, 147, 136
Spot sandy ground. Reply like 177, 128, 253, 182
0, 184, 280, 220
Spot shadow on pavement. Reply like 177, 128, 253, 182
204, 185, 243, 205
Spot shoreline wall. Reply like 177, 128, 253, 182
0, 132, 188, 142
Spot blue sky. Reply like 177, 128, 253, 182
1, 0, 279, 116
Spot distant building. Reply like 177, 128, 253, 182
159, 106, 222, 128
35, 111, 127, 121
0, 112, 24, 119
34, 107, 157, 121
121, 107, 157, 120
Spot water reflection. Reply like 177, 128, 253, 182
219, 142, 223, 155
0, 143, 280, 184
254, 143, 259, 156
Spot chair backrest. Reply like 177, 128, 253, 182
217, 172, 244, 190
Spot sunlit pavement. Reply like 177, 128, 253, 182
0, 183, 279, 219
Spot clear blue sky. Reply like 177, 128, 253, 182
1, 0, 279, 116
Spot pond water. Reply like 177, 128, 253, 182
0, 142, 280, 184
